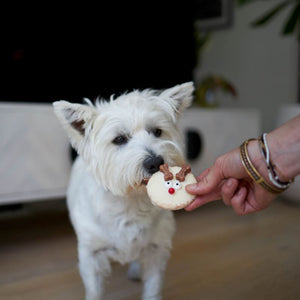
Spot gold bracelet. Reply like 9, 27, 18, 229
240, 139, 285, 194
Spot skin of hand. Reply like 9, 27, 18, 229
184, 142, 276, 215
185, 115, 300, 215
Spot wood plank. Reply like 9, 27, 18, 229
0, 198, 300, 299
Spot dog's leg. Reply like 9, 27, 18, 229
127, 261, 141, 281
78, 245, 111, 300
140, 244, 171, 300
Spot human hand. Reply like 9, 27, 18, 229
185, 141, 277, 215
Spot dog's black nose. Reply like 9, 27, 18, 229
143, 155, 164, 175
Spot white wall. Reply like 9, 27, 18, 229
195, 0, 298, 132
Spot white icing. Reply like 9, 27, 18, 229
164, 181, 172, 189
173, 180, 181, 190
146, 166, 196, 210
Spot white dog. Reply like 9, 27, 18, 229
53, 82, 194, 300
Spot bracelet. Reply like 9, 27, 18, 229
240, 139, 285, 194
258, 133, 294, 189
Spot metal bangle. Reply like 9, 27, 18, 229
240, 139, 285, 194
258, 133, 294, 189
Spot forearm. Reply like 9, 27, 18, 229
243, 115, 300, 194
267, 115, 300, 181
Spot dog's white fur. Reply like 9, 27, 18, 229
53, 82, 194, 300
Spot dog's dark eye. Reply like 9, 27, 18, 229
152, 128, 162, 138
112, 135, 128, 145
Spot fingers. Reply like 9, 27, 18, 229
228, 186, 263, 216
221, 178, 239, 206
196, 167, 211, 182
185, 183, 249, 214
221, 181, 253, 215
185, 192, 221, 211
185, 167, 222, 211
185, 150, 243, 212
231, 187, 275, 216
230, 186, 248, 215
186, 166, 222, 196
185, 168, 210, 195
184, 196, 208, 211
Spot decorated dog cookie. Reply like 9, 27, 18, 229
146, 164, 196, 210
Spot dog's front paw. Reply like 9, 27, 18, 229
127, 261, 141, 282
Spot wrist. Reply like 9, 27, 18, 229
267, 119, 300, 181
247, 140, 270, 184
240, 139, 283, 193
239, 115, 300, 194
242, 139, 286, 193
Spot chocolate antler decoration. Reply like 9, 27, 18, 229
176, 164, 191, 182
159, 164, 174, 181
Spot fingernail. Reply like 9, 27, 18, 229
226, 179, 233, 188
186, 183, 197, 192
237, 187, 244, 196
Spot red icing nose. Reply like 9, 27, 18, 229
168, 188, 175, 194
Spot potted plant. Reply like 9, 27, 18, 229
181, 24, 259, 176
194, 74, 237, 107
237, 0, 300, 39
193, 29, 238, 107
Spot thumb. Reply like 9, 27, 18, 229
186, 164, 223, 195
184, 165, 224, 211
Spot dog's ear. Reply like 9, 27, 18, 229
53, 100, 98, 151
160, 82, 194, 115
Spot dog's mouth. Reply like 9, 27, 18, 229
142, 178, 150, 185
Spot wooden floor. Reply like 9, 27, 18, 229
1, 198, 300, 300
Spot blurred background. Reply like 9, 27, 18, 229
0, 1, 298, 129
0, 3, 196, 102
1, 1, 300, 299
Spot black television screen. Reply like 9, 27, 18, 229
0, 5, 196, 103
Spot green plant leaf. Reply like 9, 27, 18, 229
282, 3, 300, 34
251, 0, 293, 26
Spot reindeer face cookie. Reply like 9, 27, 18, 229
146, 164, 197, 210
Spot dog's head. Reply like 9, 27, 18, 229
53, 82, 194, 196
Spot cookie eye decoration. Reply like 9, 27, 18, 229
164, 180, 175, 194
146, 164, 197, 210
159, 164, 189, 195
173, 180, 182, 190
164, 181, 172, 188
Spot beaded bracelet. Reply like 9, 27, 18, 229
258, 133, 294, 189
239, 139, 285, 194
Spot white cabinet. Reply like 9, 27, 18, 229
179, 108, 261, 176
0, 103, 71, 205
0, 104, 262, 205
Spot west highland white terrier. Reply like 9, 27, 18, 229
53, 82, 194, 300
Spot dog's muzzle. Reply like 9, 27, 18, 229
143, 154, 164, 175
